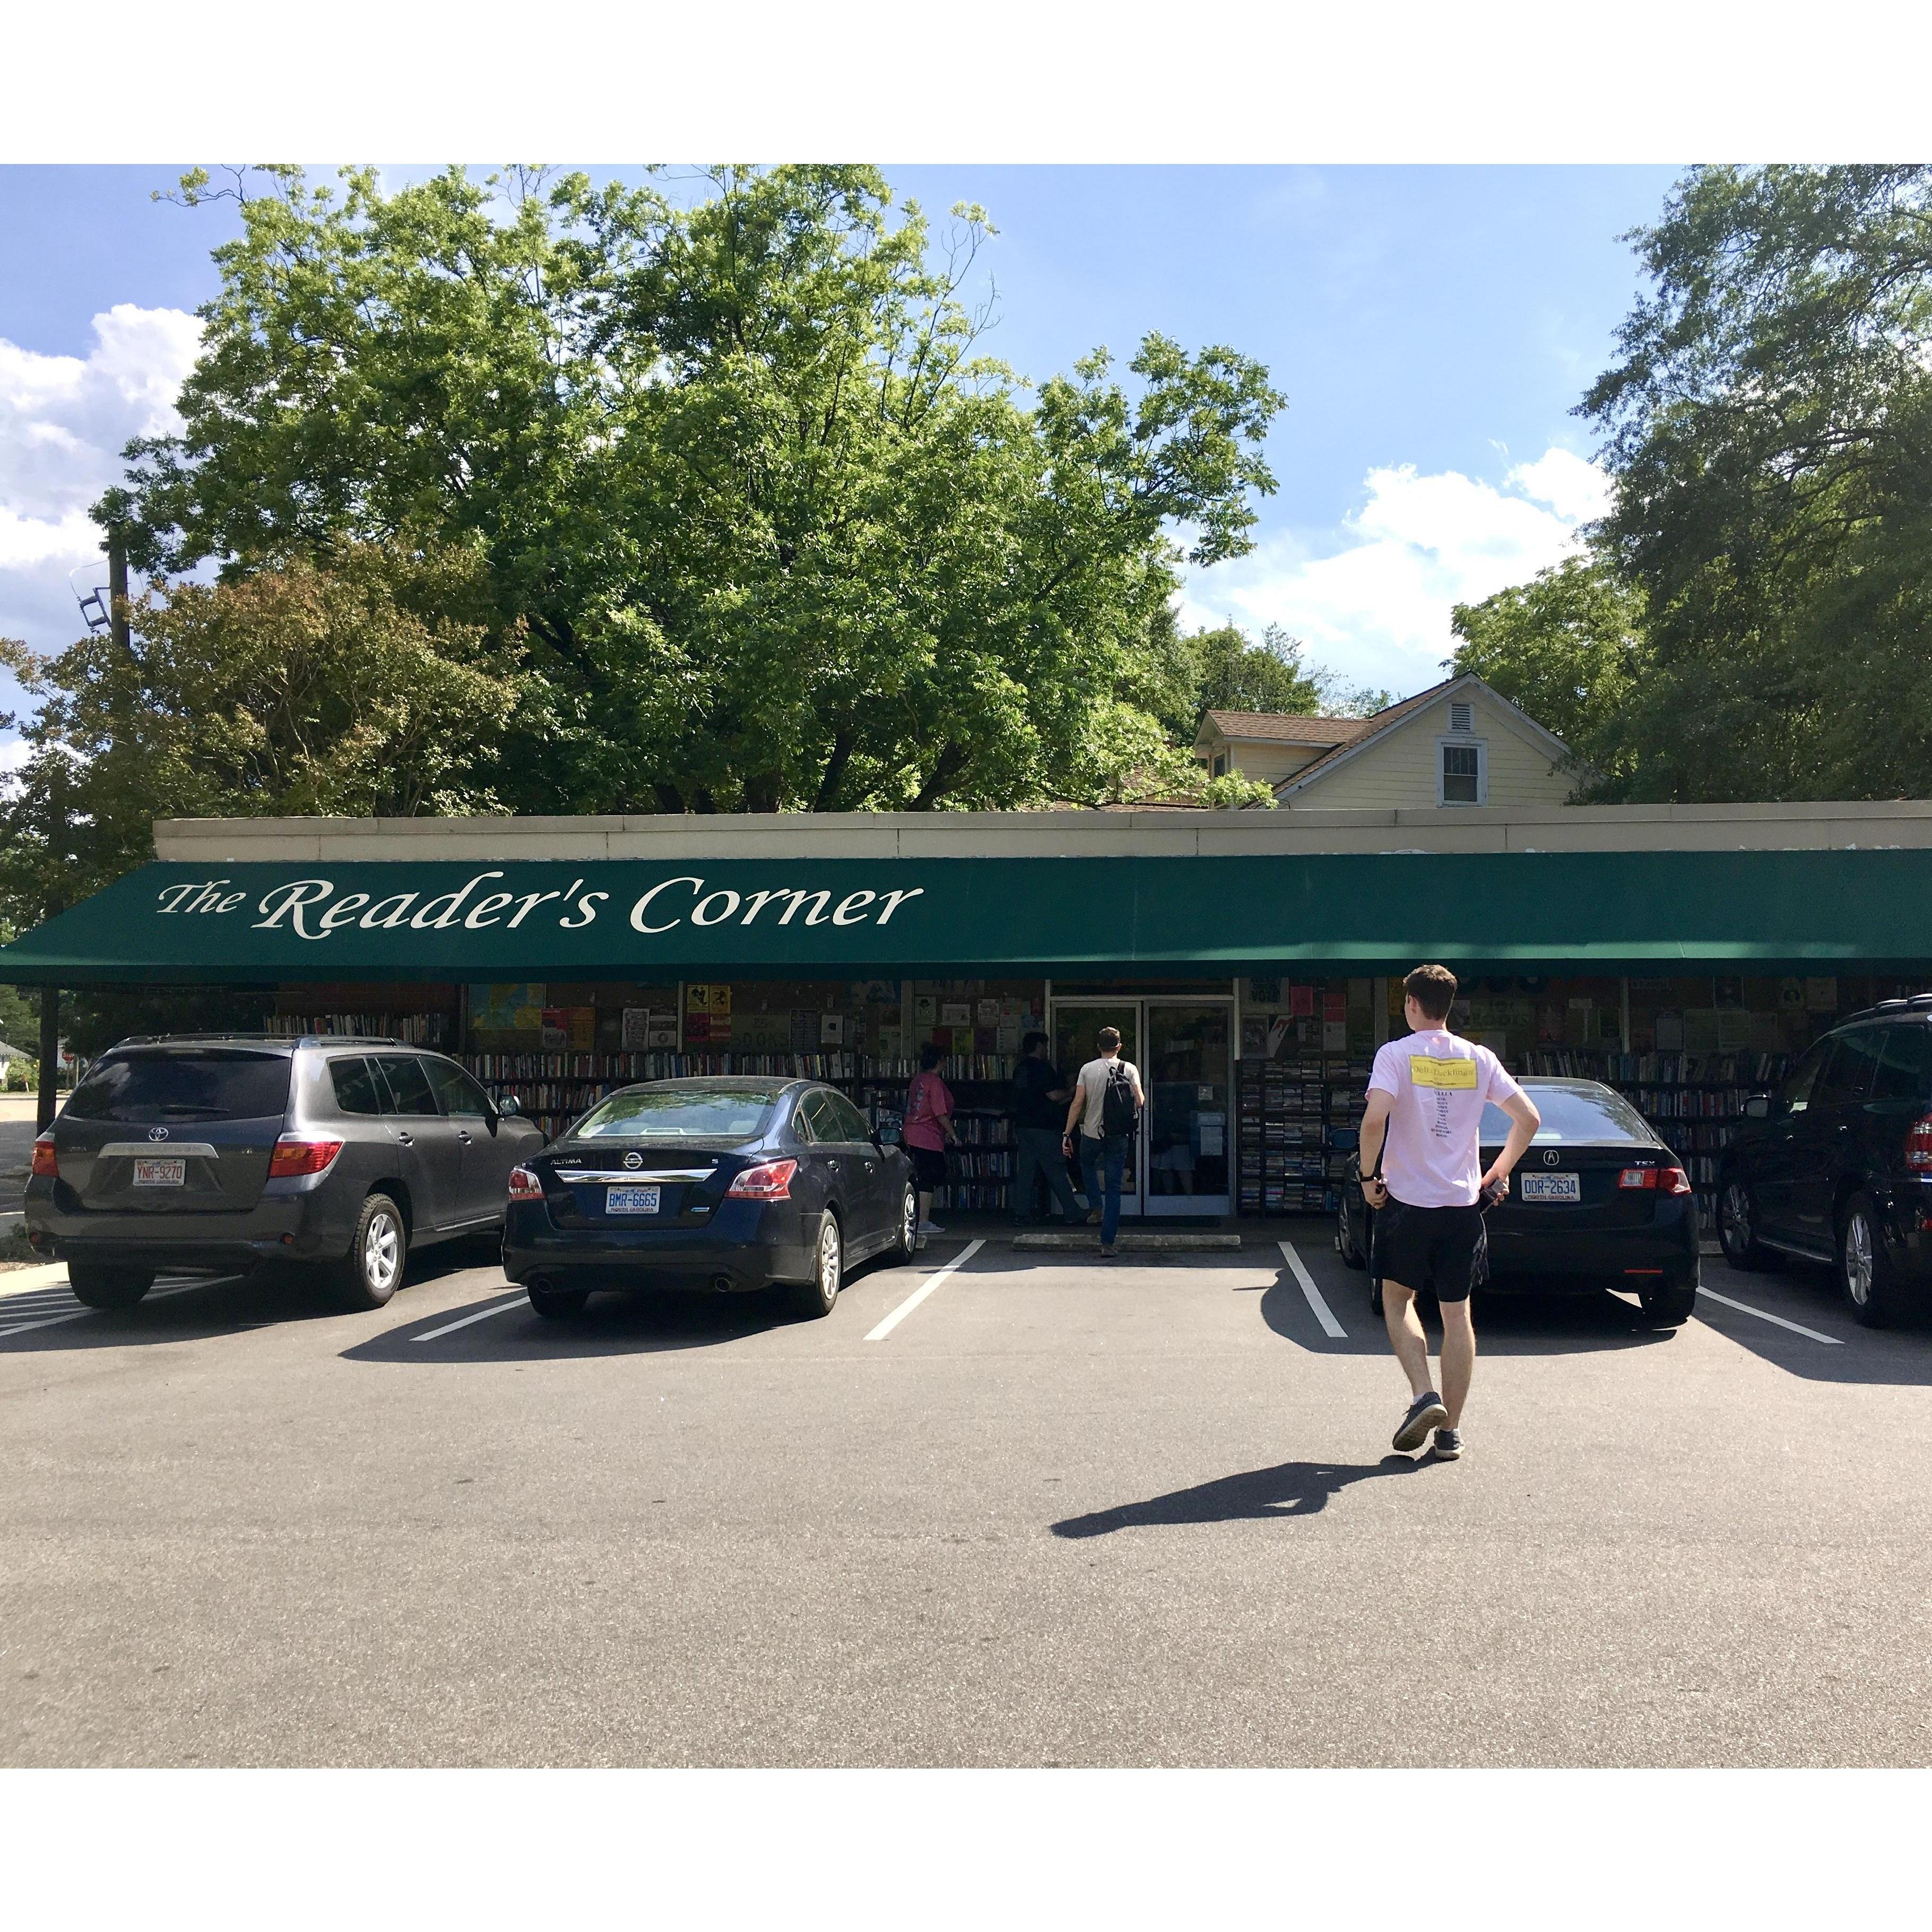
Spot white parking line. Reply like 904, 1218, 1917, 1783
865, 1239, 985, 1342
0, 1280, 205, 1339
1277, 1240, 1348, 1339
413, 1293, 530, 1341
1696, 1285, 1843, 1345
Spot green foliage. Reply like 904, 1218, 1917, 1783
112, 164, 1285, 816
1187, 621, 1324, 717
1199, 771, 1277, 810
1581, 164, 1932, 799
1450, 555, 1648, 796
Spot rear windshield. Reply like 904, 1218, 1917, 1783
64, 1049, 292, 1124
1480, 1085, 1652, 1146
569, 1086, 782, 1142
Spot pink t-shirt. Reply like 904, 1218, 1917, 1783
902, 1070, 954, 1152
1366, 1028, 1523, 1209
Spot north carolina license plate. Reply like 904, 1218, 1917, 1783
1520, 1172, 1580, 1202
605, 1184, 662, 1215
132, 1157, 186, 1188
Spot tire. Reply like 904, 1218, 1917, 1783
527, 1283, 589, 1321
1718, 1177, 1781, 1271
67, 1264, 155, 1311
335, 1192, 407, 1310
1638, 1279, 1699, 1326
1838, 1193, 1901, 1329
891, 1184, 918, 1264
791, 1210, 843, 1319
1337, 1205, 1367, 1270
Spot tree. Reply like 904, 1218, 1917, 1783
1450, 553, 1648, 796
114, 164, 1285, 813
1581, 164, 1932, 800
1188, 621, 1324, 716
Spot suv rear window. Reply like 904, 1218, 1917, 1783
65, 1049, 292, 1124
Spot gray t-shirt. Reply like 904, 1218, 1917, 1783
1073, 1056, 1141, 1139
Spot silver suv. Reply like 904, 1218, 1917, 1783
25, 1036, 544, 1311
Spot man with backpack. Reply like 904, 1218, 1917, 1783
1063, 1026, 1144, 1257
1358, 964, 1541, 1461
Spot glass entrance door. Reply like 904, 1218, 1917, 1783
1143, 1002, 1232, 1217
1051, 1000, 1139, 1208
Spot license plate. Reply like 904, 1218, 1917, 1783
605, 1184, 662, 1215
1520, 1172, 1580, 1203
133, 1157, 186, 1188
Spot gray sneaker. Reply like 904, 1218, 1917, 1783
1433, 1426, 1463, 1460
1393, 1391, 1449, 1452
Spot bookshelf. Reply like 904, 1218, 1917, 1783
1236, 1053, 1370, 1216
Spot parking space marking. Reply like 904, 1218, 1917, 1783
864, 1239, 985, 1342
1278, 1239, 1348, 1339
0, 1280, 205, 1339
413, 1292, 530, 1341
1696, 1284, 1843, 1345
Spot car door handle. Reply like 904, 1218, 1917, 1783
395, 1131, 413, 1146
457, 1131, 473, 1145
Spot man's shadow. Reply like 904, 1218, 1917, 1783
1051, 1455, 1428, 1538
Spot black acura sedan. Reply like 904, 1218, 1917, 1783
1335, 1076, 1701, 1324
501, 1077, 917, 1320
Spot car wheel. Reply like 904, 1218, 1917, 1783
1337, 1207, 1366, 1270
1839, 1194, 1900, 1328
1370, 1279, 1383, 1318
67, 1264, 155, 1311
1718, 1177, 1781, 1271
335, 1192, 407, 1310
1638, 1279, 1699, 1326
792, 1210, 843, 1319
892, 1184, 918, 1264
527, 1283, 589, 1321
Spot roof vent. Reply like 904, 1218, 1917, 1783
1449, 701, 1474, 734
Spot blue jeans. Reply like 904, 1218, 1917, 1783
1079, 1132, 1129, 1245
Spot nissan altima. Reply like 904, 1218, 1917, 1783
500, 1077, 917, 1320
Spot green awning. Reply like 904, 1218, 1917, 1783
3, 848, 1931, 984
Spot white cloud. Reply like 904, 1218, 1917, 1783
1179, 445, 1608, 696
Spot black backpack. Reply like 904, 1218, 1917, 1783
1101, 1060, 1138, 1138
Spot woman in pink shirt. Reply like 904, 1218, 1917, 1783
902, 1042, 958, 1245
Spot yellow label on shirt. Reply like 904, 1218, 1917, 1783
1409, 1054, 1478, 1089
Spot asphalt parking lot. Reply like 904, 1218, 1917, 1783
3, 1226, 1930, 1768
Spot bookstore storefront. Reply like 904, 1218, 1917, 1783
10, 806, 1932, 1228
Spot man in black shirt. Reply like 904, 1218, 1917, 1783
1011, 1032, 1082, 1225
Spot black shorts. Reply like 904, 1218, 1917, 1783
908, 1145, 948, 1191
1372, 1198, 1486, 1303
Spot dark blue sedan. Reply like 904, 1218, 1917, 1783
501, 1077, 917, 1320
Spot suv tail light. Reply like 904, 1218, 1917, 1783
268, 1136, 344, 1179
30, 1134, 57, 1179
1907, 1116, 1932, 1172
507, 1165, 545, 1201
726, 1158, 797, 1200
1620, 1165, 1692, 1194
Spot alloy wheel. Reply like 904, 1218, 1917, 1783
901, 1189, 917, 1254
1844, 1212, 1874, 1307
365, 1211, 401, 1292
1722, 1182, 1753, 1254
819, 1217, 841, 1302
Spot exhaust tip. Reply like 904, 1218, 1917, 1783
712, 1275, 734, 1294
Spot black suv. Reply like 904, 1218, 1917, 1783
1718, 1000, 1932, 1324
25, 1036, 545, 1311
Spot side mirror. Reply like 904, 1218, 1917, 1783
1743, 1094, 1770, 1121
497, 1094, 523, 1119
1329, 1125, 1359, 1151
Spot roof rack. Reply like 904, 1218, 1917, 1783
112, 1032, 403, 1049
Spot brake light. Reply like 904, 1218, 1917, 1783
1908, 1116, 1932, 1172
1619, 1164, 1692, 1193
507, 1165, 545, 1201
268, 1136, 343, 1179
726, 1158, 796, 1200
30, 1134, 57, 1179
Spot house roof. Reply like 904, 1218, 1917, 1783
1273, 673, 1574, 798
1199, 710, 1375, 748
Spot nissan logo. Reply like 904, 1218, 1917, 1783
1543, 1149, 1560, 1166
148, 1127, 170, 1142
623, 1151, 643, 1170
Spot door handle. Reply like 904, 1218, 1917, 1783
458, 1131, 473, 1145
395, 1131, 413, 1146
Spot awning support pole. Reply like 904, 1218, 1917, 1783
1620, 976, 1631, 1056
36, 985, 59, 1134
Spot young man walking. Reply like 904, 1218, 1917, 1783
1063, 1026, 1143, 1257
1010, 1032, 1082, 1225
1359, 964, 1540, 1460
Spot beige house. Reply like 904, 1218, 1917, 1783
1193, 672, 1580, 810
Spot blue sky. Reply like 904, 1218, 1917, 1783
0, 162, 1682, 750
